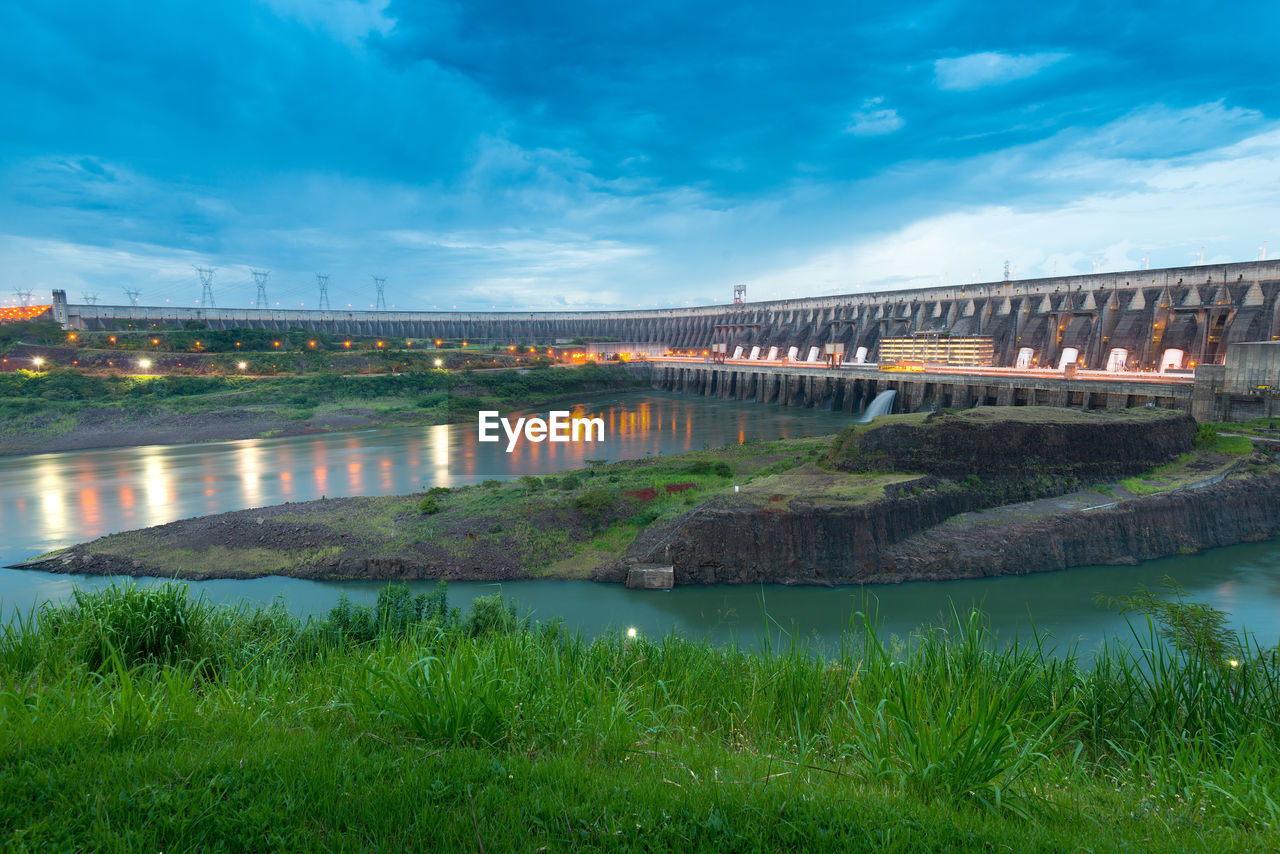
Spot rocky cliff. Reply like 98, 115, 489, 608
608, 409, 1268, 586
829, 406, 1195, 480
613, 466, 1280, 586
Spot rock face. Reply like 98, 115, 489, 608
622, 469, 1280, 586
618, 410, 1268, 586
626, 480, 977, 585
830, 407, 1195, 480
879, 471, 1280, 582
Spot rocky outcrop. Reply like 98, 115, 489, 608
620, 479, 977, 585
831, 407, 1195, 480
878, 470, 1280, 582
616, 469, 1280, 586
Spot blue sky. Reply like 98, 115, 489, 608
2, 1, 1279, 310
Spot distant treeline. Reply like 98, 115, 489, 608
0, 361, 639, 408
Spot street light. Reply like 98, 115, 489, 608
433, 358, 443, 367
31, 357, 44, 369
137, 358, 152, 371
237, 361, 247, 370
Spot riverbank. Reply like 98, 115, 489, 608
15, 407, 1279, 586
3, 581, 1278, 849
0, 362, 642, 455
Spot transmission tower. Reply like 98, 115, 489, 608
14, 289, 32, 306
372, 275, 387, 311
734, 284, 746, 304
81, 292, 99, 305
251, 269, 270, 308
1003, 260, 1011, 282
316, 273, 331, 310
195, 266, 216, 307
124, 288, 141, 305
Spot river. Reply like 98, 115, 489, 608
2, 391, 1278, 652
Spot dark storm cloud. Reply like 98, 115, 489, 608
1, 0, 1278, 308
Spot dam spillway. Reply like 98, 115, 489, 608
634, 360, 1196, 416
49, 259, 1280, 373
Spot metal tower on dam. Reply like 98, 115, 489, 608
49, 260, 1280, 371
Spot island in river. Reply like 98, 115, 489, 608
13, 407, 1280, 586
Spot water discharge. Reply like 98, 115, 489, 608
858, 389, 897, 421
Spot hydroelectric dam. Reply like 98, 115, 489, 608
39, 259, 1280, 422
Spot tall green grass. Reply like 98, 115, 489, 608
2, 581, 1278, 849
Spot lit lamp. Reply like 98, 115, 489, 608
237, 361, 248, 370
433, 358, 443, 367
137, 358, 152, 372
31, 357, 44, 369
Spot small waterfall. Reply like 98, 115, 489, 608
855, 389, 897, 423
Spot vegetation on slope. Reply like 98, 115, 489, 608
2, 581, 1278, 850
65, 437, 833, 580
0, 361, 642, 454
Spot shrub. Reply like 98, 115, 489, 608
324, 582, 458, 643
418, 495, 441, 515
415, 392, 447, 408
574, 487, 620, 518
463, 593, 522, 637
46, 583, 206, 669
685, 460, 732, 478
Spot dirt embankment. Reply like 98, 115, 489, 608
18, 495, 548, 583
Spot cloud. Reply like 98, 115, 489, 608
1, 4, 1279, 311
748, 117, 1280, 298
844, 98, 904, 136
934, 51, 1068, 91
263, 0, 395, 46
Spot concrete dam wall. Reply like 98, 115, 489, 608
53, 259, 1280, 371
633, 362, 1195, 414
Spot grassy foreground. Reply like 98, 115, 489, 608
2, 583, 1279, 851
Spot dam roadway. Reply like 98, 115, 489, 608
51, 259, 1280, 373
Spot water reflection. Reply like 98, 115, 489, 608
0, 392, 851, 572
3, 390, 1278, 647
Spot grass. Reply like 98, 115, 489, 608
1118, 426, 1255, 495
1215, 416, 1280, 439
0, 363, 645, 454
2, 581, 1279, 850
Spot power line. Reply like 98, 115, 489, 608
316, 273, 330, 310
124, 288, 140, 305
372, 275, 387, 311
14, 289, 32, 306
81, 292, 99, 305
195, 266, 216, 307
251, 269, 270, 309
